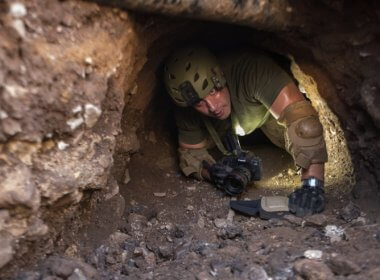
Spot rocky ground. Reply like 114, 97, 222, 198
11, 133, 380, 280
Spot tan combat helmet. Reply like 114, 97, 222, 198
164, 46, 226, 107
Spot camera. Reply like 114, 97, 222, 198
221, 152, 262, 195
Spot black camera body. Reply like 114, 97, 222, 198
220, 152, 262, 196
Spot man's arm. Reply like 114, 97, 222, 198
269, 82, 328, 216
269, 82, 325, 181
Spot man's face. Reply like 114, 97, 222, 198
193, 86, 231, 120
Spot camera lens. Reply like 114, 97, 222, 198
224, 166, 251, 195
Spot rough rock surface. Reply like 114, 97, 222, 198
0, 0, 145, 271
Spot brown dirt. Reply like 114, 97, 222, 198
13, 122, 378, 279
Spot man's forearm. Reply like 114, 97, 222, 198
301, 163, 324, 181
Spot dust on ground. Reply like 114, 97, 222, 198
12, 128, 380, 280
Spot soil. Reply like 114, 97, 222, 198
11, 126, 380, 280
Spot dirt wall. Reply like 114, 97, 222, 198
0, 0, 146, 269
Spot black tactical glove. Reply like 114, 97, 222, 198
289, 177, 326, 217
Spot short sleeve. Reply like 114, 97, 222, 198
175, 107, 207, 144
240, 53, 293, 108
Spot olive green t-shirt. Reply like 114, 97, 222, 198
175, 51, 293, 145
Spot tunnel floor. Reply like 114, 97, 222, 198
56, 131, 380, 280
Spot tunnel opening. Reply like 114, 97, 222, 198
114, 18, 354, 202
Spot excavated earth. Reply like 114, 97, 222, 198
0, 0, 380, 279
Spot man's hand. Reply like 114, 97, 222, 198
289, 177, 325, 217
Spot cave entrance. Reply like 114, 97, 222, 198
114, 18, 354, 215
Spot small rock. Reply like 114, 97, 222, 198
214, 218, 227, 228
56, 25, 63, 33
46, 256, 97, 279
197, 216, 205, 229
121, 250, 128, 262
127, 259, 138, 268
14, 271, 40, 280
148, 131, 157, 143
338, 202, 361, 222
123, 168, 131, 184
133, 247, 144, 257
165, 223, 174, 231
218, 245, 241, 255
327, 253, 361, 275
105, 254, 116, 265
304, 250, 323, 260
72, 105, 82, 114
174, 227, 185, 238
304, 214, 328, 227
269, 218, 284, 227
128, 213, 147, 232
0, 165, 39, 209
0, 233, 14, 269
158, 245, 174, 260
130, 84, 138, 95
226, 209, 235, 223
85, 66, 93, 75
62, 14, 75, 27
0, 210, 10, 230
10, 2, 27, 17
12, 19, 26, 38
192, 241, 219, 257
153, 192, 166, 197
57, 141, 69, 150
67, 268, 86, 280
283, 214, 303, 226
84, 57, 93, 65
0, 110, 8, 119
104, 179, 119, 201
156, 210, 166, 222
144, 252, 156, 267
210, 259, 227, 273
246, 264, 270, 280
186, 205, 194, 211
84, 104, 101, 128
293, 259, 334, 280
174, 241, 191, 259
64, 244, 78, 258
196, 271, 213, 280
351, 216, 367, 226
218, 225, 242, 240
66, 117, 84, 130
324, 225, 345, 243
366, 267, 380, 279
27, 217, 49, 237
2, 118, 22, 135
